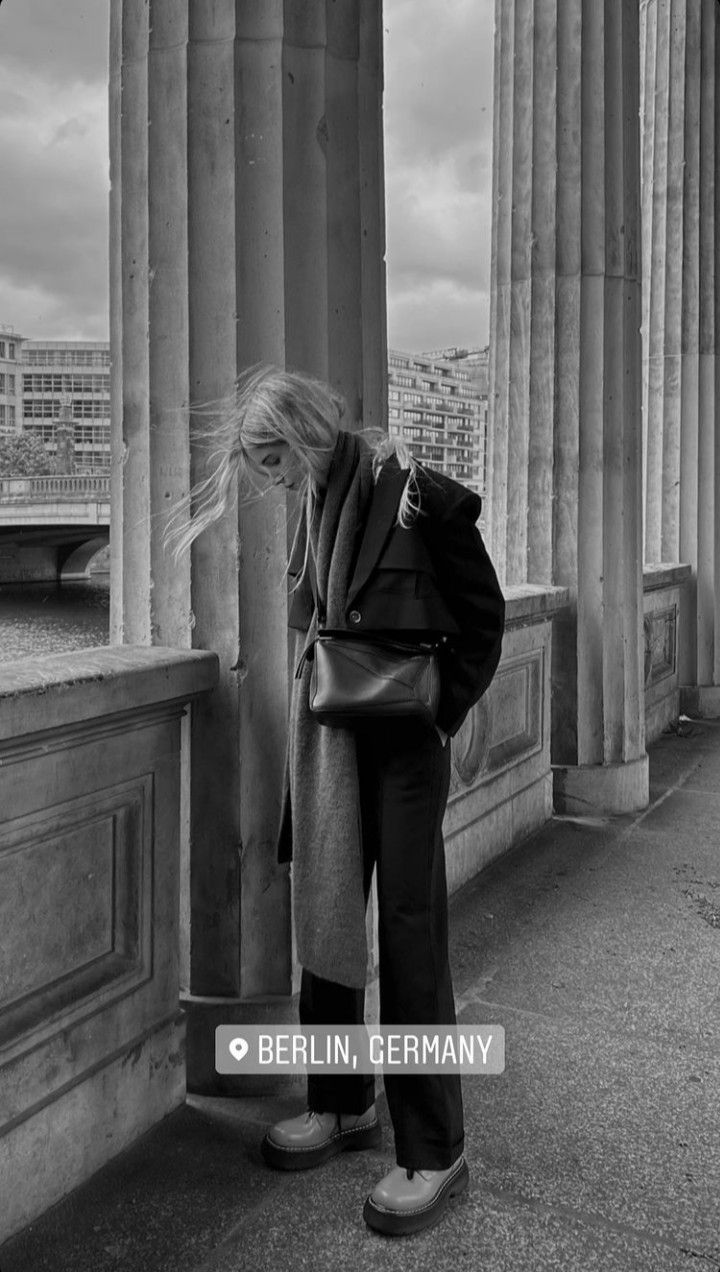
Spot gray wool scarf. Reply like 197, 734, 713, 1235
288, 429, 375, 989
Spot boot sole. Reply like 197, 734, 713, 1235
363, 1157, 469, 1237
261, 1119, 382, 1171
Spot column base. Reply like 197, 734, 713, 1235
680, 686, 720, 718
182, 993, 300, 1096
552, 754, 649, 815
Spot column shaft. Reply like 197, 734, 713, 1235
283, 6, 330, 378
488, 0, 515, 569
111, 0, 386, 1089
678, 0, 701, 686
109, 0, 123, 644
642, 0, 678, 564
646, 0, 720, 704
148, 0, 191, 648
119, 0, 151, 643
696, 1, 716, 686
489, 0, 647, 812
186, 0, 242, 1002
234, 2, 292, 1000
358, 2, 387, 431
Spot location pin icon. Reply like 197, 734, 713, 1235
229, 1036, 249, 1062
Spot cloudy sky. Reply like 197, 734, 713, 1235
0, 0, 494, 353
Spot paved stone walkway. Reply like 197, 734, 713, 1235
3, 719, 719, 1272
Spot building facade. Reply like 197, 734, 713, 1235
0, 331, 111, 472
0, 325, 22, 436
20, 341, 111, 473
387, 348, 488, 506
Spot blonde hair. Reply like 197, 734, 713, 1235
163, 364, 422, 584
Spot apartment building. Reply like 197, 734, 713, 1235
20, 340, 110, 473
0, 327, 111, 472
387, 348, 489, 508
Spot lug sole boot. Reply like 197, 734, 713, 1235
262, 1108, 382, 1171
363, 1155, 469, 1236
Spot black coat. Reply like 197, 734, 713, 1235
287, 455, 505, 738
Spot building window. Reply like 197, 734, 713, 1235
0, 342, 5, 358
24, 400, 60, 418
9, 342, 15, 358
72, 401, 110, 418
23, 372, 109, 393
23, 349, 110, 368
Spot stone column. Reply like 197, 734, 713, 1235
641, 0, 720, 712
282, 3, 387, 418
110, 0, 386, 1090
489, 0, 648, 813
696, 0, 719, 701
640, 0, 686, 566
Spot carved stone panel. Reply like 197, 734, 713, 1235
0, 776, 153, 1051
449, 649, 544, 797
643, 604, 677, 688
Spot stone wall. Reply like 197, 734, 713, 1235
0, 646, 217, 1243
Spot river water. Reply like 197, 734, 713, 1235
0, 576, 110, 664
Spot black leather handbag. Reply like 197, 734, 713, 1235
297, 630, 441, 728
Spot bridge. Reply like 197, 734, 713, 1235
0, 475, 110, 582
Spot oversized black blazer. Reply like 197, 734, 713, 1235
287, 453, 505, 739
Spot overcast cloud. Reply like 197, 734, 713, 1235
0, 0, 494, 353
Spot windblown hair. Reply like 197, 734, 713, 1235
163, 364, 422, 586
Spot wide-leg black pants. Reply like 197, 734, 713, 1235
299, 717, 464, 1170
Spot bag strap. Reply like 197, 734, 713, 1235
306, 524, 326, 626
294, 521, 324, 681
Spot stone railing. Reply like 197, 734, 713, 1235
643, 563, 691, 743
0, 646, 218, 1243
0, 475, 110, 502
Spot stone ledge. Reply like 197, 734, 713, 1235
504, 584, 570, 627
642, 562, 692, 592
0, 645, 219, 742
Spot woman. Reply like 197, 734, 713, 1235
167, 365, 505, 1237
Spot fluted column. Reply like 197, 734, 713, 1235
282, 2, 386, 420
110, 0, 386, 1090
641, 0, 686, 565
642, 0, 720, 711
109, 0, 123, 644
489, 0, 648, 813
696, 0, 719, 696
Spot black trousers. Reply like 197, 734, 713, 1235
299, 717, 464, 1170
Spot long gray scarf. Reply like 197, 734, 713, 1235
288, 430, 374, 989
